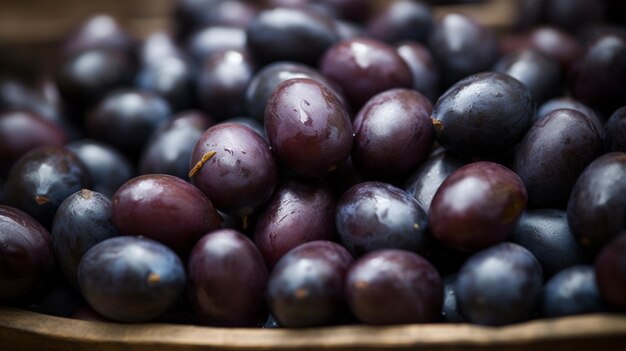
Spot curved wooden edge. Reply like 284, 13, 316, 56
1, 306, 626, 351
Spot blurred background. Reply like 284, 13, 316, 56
0, 0, 516, 79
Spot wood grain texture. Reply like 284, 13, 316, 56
1, 306, 625, 351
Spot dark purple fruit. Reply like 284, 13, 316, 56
429, 162, 527, 252
543, 266, 605, 318
509, 209, 589, 278
513, 109, 602, 208
396, 41, 440, 102
51, 190, 119, 287
254, 180, 337, 268
190, 123, 277, 217
567, 152, 626, 253
535, 96, 603, 131
320, 38, 412, 109
427, 14, 499, 88
604, 106, 626, 152
136, 52, 194, 112
112, 174, 221, 255
86, 89, 172, 159
336, 181, 429, 256
594, 233, 626, 310
60, 14, 134, 57
456, 242, 543, 326
431, 72, 534, 158
66, 139, 134, 199
267, 240, 353, 327
570, 34, 626, 116
139, 111, 213, 180
187, 26, 247, 64
174, 0, 258, 39
0, 111, 67, 176
55, 49, 135, 114
493, 49, 562, 104
246, 8, 340, 66
196, 49, 255, 120
352, 89, 433, 179
245, 62, 344, 122
0, 205, 55, 300
188, 229, 268, 327
78, 236, 186, 322
526, 26, 582, 71
345, 249, 442, 325
4, 146, 91, 228
265, 78, 353, 177
404, 147, 465, 214
366, 0, 433, 44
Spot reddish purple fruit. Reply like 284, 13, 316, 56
346, 249, 442, 325
429, 162, 527, 252
188, 229, 268, 327
265, 78, 353, 177
112, 174, 221, 255
595, 233, 626, 310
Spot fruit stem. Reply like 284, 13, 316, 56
188, 151, 217, 178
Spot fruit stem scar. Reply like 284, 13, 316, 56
147, 272, 160, 284
431, 117, 444, 131
188, 151, 217, 178
35, 195, 49, 205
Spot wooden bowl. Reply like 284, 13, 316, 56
1, 305, 625, 351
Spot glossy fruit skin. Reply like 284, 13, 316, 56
366, 0, 433, 44
346, 249, 442, 325
86, 89, 172, 159
0, 205, 55, 300
60, 14, 134, 57
0, 111, 67, 176
456, 242, 543, 326
431, 72, 534, 158
509, 209, 588, 279
112, 174, 221, 255
136, 53, 195, 113
526, 26, 582, 71
543, 266, 605, 318
570, 34, 626, 116
4, 146, 91, 228
319, 38, 413, 109
352, 89, 433, 179
188, 229, 268, 327
267, 240, 354, 328
254, 180, 337, 268
567, 152, 626, 253
404, 147, 465, 214
535, 96, 603, 132
55, 49, 135, 114
427, 14, 499, 88
245, 62, 343, 122
187, 26, 247, 64
196, 49, 255, 120
246, 8, 340, 66
139, 111, 213, 180
493, 49, 562, 105
265, 78, 353, 177
66, 139, 134, 199
513, 109, 602, 208
604, 106, 626, 152
78, 236, 186, 322
190, 123, 278, 216
396, 41, 440, 102
336, 181, 429, 256
595, 233, 626, 310
52, 190, 119, 287
429, 162, 527, 252
441, 274, 465, 323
